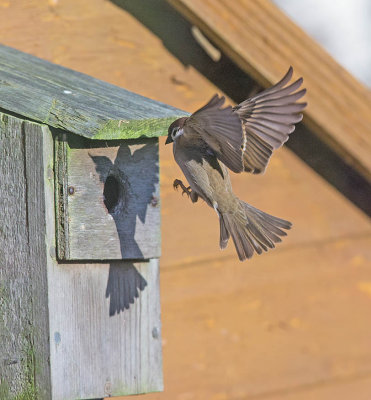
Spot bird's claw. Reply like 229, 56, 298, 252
173, 179, 199, 203
173, 179, 191, 196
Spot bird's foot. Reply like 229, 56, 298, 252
173, 179, 191, 196
173, 179, 198, 203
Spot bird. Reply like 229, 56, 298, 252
165, 67, 306, 261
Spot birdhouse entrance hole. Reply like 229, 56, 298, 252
104, 174, 121, 213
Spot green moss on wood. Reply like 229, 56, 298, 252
0, 330, 38, 400
0, 382, 10, 399
0, 45, 188, 140
93, 116, 182, 140
0, 286, 38, 400
16, 331, 38, 400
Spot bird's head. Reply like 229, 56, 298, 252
165, 117, 187, 144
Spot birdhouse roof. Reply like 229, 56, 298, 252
0, 44, 187, 140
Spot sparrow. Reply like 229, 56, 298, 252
165, 67, 306, 261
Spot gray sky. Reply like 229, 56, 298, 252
274, 0, 371, 87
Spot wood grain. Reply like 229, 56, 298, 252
0, 114, 52, 398
139, 235, 371, 400
47, 134, 164, 398
168, 0, 371, 182
48, 259, 163, 399
0, 113, 163, 398
44, 116, 163, 396
0, 44, 187, 141
262, 375, 371, 400
56, 135, 161, 260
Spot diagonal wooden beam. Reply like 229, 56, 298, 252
168, 0, 371, 182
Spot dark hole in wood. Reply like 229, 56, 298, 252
104, 175, 120, 213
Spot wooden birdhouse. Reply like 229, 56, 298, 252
0, 44, 184, 399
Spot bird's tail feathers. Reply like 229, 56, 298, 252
219, 201, 291, 261
219, 214, 230, 250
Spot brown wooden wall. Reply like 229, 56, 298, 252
1, 1, 370, 399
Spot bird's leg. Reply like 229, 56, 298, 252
173, 179, 199, 203
173, 179, 191, 196
189, 190, 199, 203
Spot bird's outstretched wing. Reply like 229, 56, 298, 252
184, 67, 306, 175
234, 66, 307, 173
185, 94, 245, 173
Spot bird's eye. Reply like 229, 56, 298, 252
171, 127, 178, 138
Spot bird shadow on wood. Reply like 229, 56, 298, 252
104, 262, 147, 315
90, 141, 158, 315
110, 0, 371, 216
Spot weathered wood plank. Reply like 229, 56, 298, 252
48, 259, 163, 399
56, 135, 161, 260
0, 114, 52, 398
0, 44, 186, 140
167, 0, 371, 182
44, 132, 164, 397
48, 124, 164, 398
24, 121, 53, 399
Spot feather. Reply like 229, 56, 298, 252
220, 201, 291, 261
186, 95, 244, 173
234, 67, 306, 173
219, 213, 230, 249
180, 67, 306, 176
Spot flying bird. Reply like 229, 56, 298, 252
166, 67, 306, 261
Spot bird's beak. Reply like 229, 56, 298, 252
165, 135, 173, 145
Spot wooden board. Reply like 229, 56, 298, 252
46, 133, 164, 399
167, 0, 371, 182
56, 135, 161, 260
0, 114, 52, 399
263, 375, 371, 400
48, 259, 163, 399
0, 44, 186, 141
